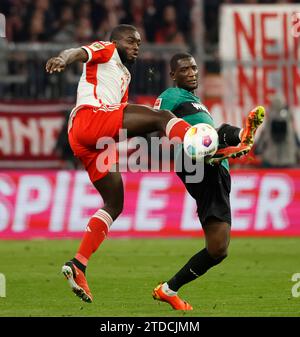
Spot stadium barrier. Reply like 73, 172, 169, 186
0, 42, 187, 100
0, 169, 299, 239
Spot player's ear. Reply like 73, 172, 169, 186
170, 71, 175, 81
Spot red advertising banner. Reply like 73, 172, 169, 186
0, 169, 299, 239
0, 102, 71, 168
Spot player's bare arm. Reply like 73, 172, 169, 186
45, 48, 88, 74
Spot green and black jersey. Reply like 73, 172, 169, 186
156, 87, 229, 171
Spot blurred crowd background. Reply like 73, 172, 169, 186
1, 0, 298, 49
2, 0, 192, 46
0, 0, 300, 169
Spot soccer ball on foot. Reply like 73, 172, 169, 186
183, 123, 219, 161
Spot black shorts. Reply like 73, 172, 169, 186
176, 159, 232, 226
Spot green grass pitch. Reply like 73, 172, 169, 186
0, 237, 300, 317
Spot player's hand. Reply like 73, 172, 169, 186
46, 57, 66, 74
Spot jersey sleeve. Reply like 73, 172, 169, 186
81, 41, 115, 64
154, 88, 181, 111
153, 95, 177, 111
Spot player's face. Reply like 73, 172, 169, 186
172, 57, 198, 91
116, 30, 141, 64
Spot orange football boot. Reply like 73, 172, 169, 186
206, 144, 251, 164
152, 283, 193, 311
62, 261, 93, 303
240, 105, 265, 146
207, 106, 265, 164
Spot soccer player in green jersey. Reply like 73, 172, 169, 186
152, 53, 265, 310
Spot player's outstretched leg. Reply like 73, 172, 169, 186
207, 105, 265, 164
123, 104, 191, 141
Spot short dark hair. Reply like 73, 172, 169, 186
109, 24, 137, 41
170, 52, 193, 72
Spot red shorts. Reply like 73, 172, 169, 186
68, 104, 126, 183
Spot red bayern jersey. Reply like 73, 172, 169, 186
74, 41, 131, 109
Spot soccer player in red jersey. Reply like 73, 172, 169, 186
46, 24, 193, 303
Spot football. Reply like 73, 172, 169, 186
183, 123, 219, 161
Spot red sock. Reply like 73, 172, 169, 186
75, 209, 113, 266
166, 118, 191, 141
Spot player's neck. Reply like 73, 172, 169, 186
177, 86, 195, 95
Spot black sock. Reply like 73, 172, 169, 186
167, 248, 226, 292
71, 258, 86, 274
217, 123, 241, 146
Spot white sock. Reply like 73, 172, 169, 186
162, 282, 177, 296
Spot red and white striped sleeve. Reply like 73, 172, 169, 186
82, 41, 115, 64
